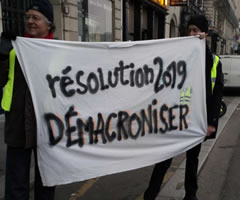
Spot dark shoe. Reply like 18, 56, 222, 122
183, 195, 198, 200
144, 190, 158, 200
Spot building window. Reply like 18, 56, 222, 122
153, 11, 159, 39
127, 1, 135, 41
78, 0, 113, 41
170, 19, 176, 37
1, 0, 35, 35
142, 7, 148, 40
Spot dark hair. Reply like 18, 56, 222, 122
49, 22, 56, 33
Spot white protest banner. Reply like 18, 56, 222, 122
13, 36, 206, 186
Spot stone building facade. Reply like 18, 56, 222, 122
52, 0, 122, 41
0, 0, 122, 41
51, 0, 122, 41
165, 6, 181, 38
204, 0, 239, 54
122, 0, 168, 41
0, 0, 239, 54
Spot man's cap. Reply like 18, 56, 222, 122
27, 0, 54, 23
188, 15, 208, 33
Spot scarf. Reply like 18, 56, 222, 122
24, 32, 53, 39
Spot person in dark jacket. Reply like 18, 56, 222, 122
0, 0, 56, 199
0, 89, 3, 114
144, 15, 224, 200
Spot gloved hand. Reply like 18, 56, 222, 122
0, 32, 16, 59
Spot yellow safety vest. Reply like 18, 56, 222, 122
211, 55, 220, 93
1, 49, 16, 111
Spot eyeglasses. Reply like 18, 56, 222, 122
24, 14, 43, 22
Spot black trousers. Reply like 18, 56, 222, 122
5, 146, 55, 200
144, 144, 202, 200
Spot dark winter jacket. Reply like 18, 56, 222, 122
0, 51, 36, 148
205, 44, 224, 139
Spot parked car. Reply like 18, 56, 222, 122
220, 55, 240, 88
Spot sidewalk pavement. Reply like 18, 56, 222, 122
0, 114, 5, 200
155, 98, 239, 200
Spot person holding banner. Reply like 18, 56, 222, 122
0, 89, 3, 114
0, 0, 56, 200
144, 15, 224, 200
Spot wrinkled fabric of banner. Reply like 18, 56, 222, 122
13, 36, 206, 186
